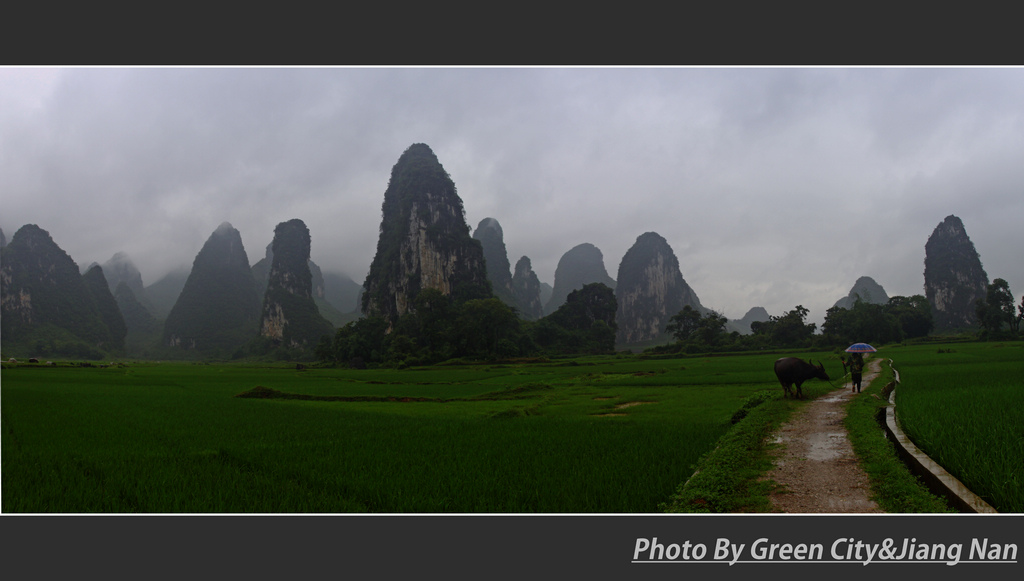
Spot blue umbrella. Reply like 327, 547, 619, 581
845, 343, 877, 353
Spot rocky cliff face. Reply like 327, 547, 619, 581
833, 276, 890, 310
0, 224, 119, 354
614, 232, 705, 345
258, 219, 334, 348
253, 242, 326, 302
923, 215, 989, 331
544, 243, 616, 314
162, 222, 261, 355
511, 256, 544, 320
362, 143, 490, 326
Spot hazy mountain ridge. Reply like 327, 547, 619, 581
725, 306, 771, 335
2, 148, 1004, 360
545, 243, 616, 314
833, 276, 890, 310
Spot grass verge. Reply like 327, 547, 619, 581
660, 389, 802, 513
843, 360, 954, 513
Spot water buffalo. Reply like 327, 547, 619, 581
774, 357, 830, 398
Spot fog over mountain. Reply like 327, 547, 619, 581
3, 67, 1023, 329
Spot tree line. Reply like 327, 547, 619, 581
651, 295, 937, 355
315, 283, 618, 368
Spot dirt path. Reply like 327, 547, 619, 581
763, 358, 885, 513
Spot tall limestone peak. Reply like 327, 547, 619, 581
923, 215, 989, 331
258, 219, 334, 349
362, 143, 490, 326
511, 256, 544, 320
82, 265, 127, 353
545, 243, 616, 314
0, 224, 116, 355
472, 217, 515, 307
162, 222, 261, 355
833, 276, 890, 310
253, 241, 328, 302
614, 232, 705, 345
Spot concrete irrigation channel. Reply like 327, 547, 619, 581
882, 359, 998, 514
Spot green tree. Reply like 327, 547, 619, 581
694, 310, 729, 346
532, 283, 617, 355
666, 305, 702, 342
1018, 295, 1024, 334
975, 278, 1016, 338
753, 305, 817, 347
885, 295, 933, 339
455, 298, 522, 357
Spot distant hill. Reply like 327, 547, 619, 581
101, 252, 157, 314
539, 281, 553, 307
114, 281, 162, 356
144, 267, 189, 320
0, 224, 123, 358
322, 271, 362, 314
511, 256, 545, 320
545, 243, 616, 314
162, 222, 262, 357
473, 217, 515, 307
726, 307, 771, 335
833, 276, 890, 310
82, 265, 127, 354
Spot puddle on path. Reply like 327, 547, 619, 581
805, 431, 847, 461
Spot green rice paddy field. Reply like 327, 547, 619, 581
2, 343, 1020, 513
886, 341, 1024, 513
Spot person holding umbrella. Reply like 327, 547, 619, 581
844, 343, 876, 393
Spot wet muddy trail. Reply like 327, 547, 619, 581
763, 358, 885, 513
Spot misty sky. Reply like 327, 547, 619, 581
3, 67, 1022, 327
